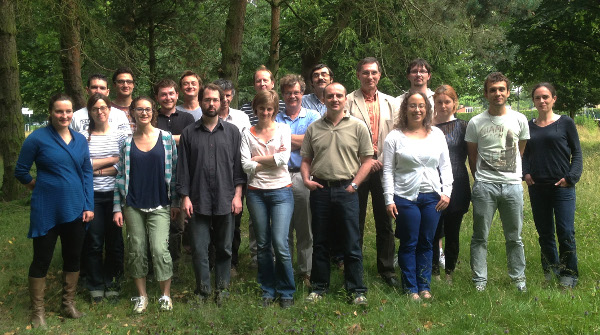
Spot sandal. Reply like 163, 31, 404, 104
409, 293, 421, 301
419, 290, 432, 300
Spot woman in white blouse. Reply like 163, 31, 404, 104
241, 90, 295, 309
382, 91, 453, 301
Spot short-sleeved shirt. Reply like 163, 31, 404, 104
71, 107, 132, 136
275, 107, 321, 169
301, 112, 373, 181
301, 93, 327, 116
465, 108, 530, 184
157, 109, 195, 137
176, 105, 202, 121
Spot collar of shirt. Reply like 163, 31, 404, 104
360, 89, 378, 102
196, 117, 225, 132
280, 107, 307, 121
322, 110, 351, 124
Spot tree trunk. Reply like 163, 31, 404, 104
219, 0, 248, 108
266, 0, 281, 79
0, 0, 27, 200
148, 13, 157, 93
57, 0, 86, 110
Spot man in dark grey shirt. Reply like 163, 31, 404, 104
177, 83, 245, 305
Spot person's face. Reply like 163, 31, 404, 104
86, 79, 110, 96
132, 100, 153, 125
255, 103, 276, 122
201, 89, 221, 117
90, 99, 110, 124
357, 63, 380, 91
283, 83, 303, 110
181, 75, 200, 99
407, 65, 431, 88
311, 68, 333, 89
324, 83, 347, 113
114, 73, 135, 98
434, 94, 455, 118
407, 94, 427, 127
156, 86, 179, 111
532, 86, 556, 114
484, 81, 510, 107
254, 71, 274, 92
221, 89, 234, 111
50, 100, 73, 129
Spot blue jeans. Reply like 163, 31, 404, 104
310, 184, 366, 296
528, 184, 578, 285
394, 193, 441, 294
247, 187, 295, 300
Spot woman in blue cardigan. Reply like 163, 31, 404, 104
15, 93, 94, 328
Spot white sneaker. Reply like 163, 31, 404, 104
439, 248, 446, 269
158, 295, 173, 311
131, 296, 148, 314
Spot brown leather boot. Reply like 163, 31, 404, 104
29, 277, 47, 328
61, 272, 83, 318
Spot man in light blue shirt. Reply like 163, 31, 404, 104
301, 64, 334, 116
275, 74, 320, 287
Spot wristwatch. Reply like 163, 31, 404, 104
351, 182, 359, 191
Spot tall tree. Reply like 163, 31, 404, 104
0, 0, 26, 200
266, 0, 282, 77
57, 0, 86, 110
219, 0, 248, 108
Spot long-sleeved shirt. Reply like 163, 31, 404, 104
177, 118, 246, 216
382, 127, 453, 204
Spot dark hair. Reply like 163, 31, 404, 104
406, 58, 432, 75
112, 67, 135, 83
395, 91, 433, 131
433, 84, 458, 114
530, 82, 556, 99
252, 90, 279, 120
179, 70, 203, 89
254, 65, 274, 82
86, 93, 111, 140
153, 78, 179, 97
310, 64, 334, 81
279, 74, 306, 94
87, 73, 108, 87
200, 83, 225, 102
130, 96, 158, 127
356, 57, 381, 73
47, 93, 74, 122
213, 78, 236, 96
484, 72, 510, 93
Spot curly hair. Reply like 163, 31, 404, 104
394, 91, 433, 131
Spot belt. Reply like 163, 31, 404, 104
312, 177, 352, 188
288, 168, 301, 173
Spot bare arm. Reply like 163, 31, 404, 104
290, 134, 304, 151
231, 184, 243, 215
466, 142, 478, 179
345, 156, 373, 193
172, 134, 181, 145
301, 157, 322, 191
518, 140, 527, 157
94, 167, 117, 177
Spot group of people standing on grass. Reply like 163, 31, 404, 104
15, 57, 582, 328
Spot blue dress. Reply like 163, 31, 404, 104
15, 125, 94, 238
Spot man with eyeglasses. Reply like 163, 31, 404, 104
177, 84, 245, 305
397, 58, 435, 108
275, 74, 320, 287
70, 73, 132, 135
111, 67, 136, 131
177, 70, 203, 121
345, 57, 399, 288
301, 64, 334, 116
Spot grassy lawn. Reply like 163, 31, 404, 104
1, 127, 599, 334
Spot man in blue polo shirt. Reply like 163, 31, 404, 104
275, 74, 320, 287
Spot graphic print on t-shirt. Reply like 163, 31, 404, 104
479, 125, 517, 173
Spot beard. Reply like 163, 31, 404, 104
202, 108, 218, 117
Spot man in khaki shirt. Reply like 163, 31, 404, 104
300, 82, 373, 305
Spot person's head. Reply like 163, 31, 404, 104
112, 67, 135, 98
153, 79, 179, 112
179, 70, 202, 100
323, 82, 347, 114
86, 93, 111, 134
86, 74, 110, 96
396, 91, 433, 131
279, 74, 305, 111
213, 78, 236, 112
130, 96, 157, 127
531, 82, 557, 114
310, 64, 334, 90
483, 72, 511, 107
252, 90, 279, 122
433, 84, 458, 118
253, 65, 275, 92
406, 58, 432, 88
356, 57, 381, 91
47, 93, 74, 128
200, 84, 224, 117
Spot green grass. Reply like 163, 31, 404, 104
1, 127, 599, 334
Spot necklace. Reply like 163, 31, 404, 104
488, 112, 504, 126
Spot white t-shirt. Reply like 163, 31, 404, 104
71, 107, 132, 135
222, 108, 251, 134
465, 108, 530, 184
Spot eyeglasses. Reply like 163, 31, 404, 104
134, 107, 152, 114
283, 91, 303, 97
410, 70, 429, 75
91, 106, 109, 113
116, 79, 134, 85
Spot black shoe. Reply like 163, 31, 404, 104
279, 298, 294, 309
261, 297, 274, 307
383, 276, 401, 288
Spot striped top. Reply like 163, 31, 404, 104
80, 128, 127, 192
